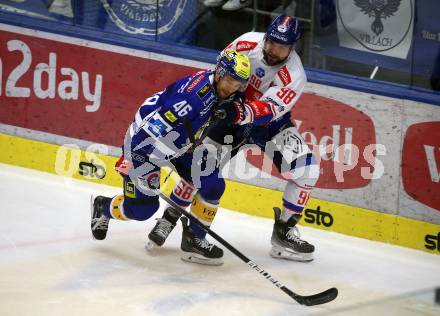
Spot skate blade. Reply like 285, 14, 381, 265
270, 246, 314, 262
90, 195, 95, 218
90, 195, 98, 240
145, 239, 159, 252
181, 252, 223, 266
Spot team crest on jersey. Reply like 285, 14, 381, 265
125, 181, 136, 198
200, 94, 216, 115
100, 0, 188, 36
256, 67, 265, 78
203, 93, 216, 107
197, 83, 211, 99
138, 172, 160, 191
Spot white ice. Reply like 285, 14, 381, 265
0, 163, 439, 316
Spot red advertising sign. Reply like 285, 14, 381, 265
402, 122, 440, 212
0, 30, 199, 146
0, 29, 379, 191
246, 94, 377, 189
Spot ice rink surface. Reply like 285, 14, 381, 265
0, 163, 439, 316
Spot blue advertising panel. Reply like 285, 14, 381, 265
412, 1, 440, 78
319, 0, 440, 76
0, 0, 198, 44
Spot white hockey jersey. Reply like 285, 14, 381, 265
223, 32, 307, 122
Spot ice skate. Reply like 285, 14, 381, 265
180, 217, 223, 266
270, 207, 315, 262
146, 206, 180, 250
91, 195, 111, 240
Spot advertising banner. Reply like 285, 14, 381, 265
402, 121, 440, 213
0, 26, 200, 146
322, 0, 440, 75
1, 23, 439, 227
399, 103, 440, 222
336, 0, 414, 59
245, 93, 377, 190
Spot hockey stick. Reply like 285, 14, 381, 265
158, 191, 338, 306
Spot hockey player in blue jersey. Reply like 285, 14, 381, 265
90, 50, 251, 264
147, 15, 320, 265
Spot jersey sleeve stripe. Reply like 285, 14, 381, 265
135, 110, 143, 126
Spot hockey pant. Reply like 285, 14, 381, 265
168, 151, 225, 238
102, 151, 225, 236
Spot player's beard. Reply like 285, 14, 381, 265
217, 88, 227, 99
263, 49, 288, 66
215, 84, 230, 100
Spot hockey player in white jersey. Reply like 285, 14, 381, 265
148, 15, 319, 263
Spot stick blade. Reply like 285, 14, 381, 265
295, 287, 338, 306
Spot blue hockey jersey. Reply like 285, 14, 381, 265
125, 70, 222, 166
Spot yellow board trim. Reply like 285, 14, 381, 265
1, 133, 439, 254
0, 133, 122, 187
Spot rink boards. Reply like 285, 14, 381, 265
0, 23, 439, 225
0, 22, 439, 256
1, 132, 439, 255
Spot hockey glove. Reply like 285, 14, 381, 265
215, 99, 277, 126
214, 100, 245, 124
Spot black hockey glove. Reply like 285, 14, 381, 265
214, 100, 246, 124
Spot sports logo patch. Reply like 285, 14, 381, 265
138, 172, 160, 191
125, 181, 136, 198
256, 67, 265, 78
144, 112, 172, 137
197, 83, 211, 99
164, 110, 177, 123
202, 93, 216, 110
187, 74, 205, 92
146, 172, 160, 189
278, 65, 292, 86
236, 41, 257, 52
131, 152, 145, 163
277, 16, 291, 33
